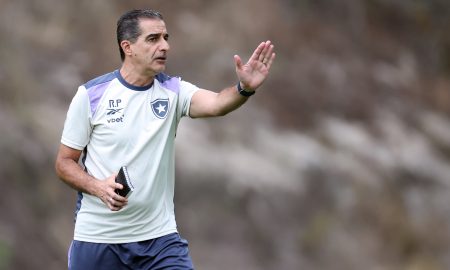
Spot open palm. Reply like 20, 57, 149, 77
234, 40, 275, 91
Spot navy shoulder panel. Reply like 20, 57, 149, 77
155, 73, 171, 83
156, 73, 180, 94
84, 71, 116, 89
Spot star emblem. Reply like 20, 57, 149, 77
151, 98, 170, 119
156, 103, 166, 114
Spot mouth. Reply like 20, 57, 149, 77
154, 56, 167, 62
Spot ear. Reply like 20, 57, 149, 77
120, 40, 133, 58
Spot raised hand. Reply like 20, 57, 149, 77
234, 40, 276, 91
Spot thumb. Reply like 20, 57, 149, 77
234, 55, 243, 70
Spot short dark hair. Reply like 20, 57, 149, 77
116, 9, 164, 61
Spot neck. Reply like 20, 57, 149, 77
119, 62, 157, 87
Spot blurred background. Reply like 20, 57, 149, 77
1, 0, 450, 269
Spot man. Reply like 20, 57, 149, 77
55, 9, 275, 270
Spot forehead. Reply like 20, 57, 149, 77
138, 18, 167, 35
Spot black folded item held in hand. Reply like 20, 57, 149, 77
115, 166, 134, 197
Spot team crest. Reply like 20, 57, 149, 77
151, 99, 169, 119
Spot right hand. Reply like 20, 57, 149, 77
94, 174, 128, 211
234, 40, 275, 91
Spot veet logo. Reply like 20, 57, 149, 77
151, 99, 169, 119
107, 115, 124, 123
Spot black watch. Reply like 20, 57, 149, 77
237, 82, 255, 97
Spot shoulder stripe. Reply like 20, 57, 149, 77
86, 81, 110, 116
83, 71, 117, 116
84, 71, 116, 89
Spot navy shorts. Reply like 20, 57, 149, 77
68, 233, 194, 270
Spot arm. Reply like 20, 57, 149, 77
55, 144, 127, 211
189, 40, 276, 118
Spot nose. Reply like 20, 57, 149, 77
160, 39, 170, 51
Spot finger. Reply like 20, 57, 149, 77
258, 41, 271, 62
109, 192, 127, 203
107, 198, 118, 210
265, 52, 276, 69
113, 193, 128, 203
109, 197, 116, 206
264, 44, 274, 60
249, 42, 266, 62
113, 182, 123, 189
234, 55, 243, 70
106, 173, 118, 182
108, 197, 126, 211
110, 205, 121, 211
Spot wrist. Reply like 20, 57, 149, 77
237, 82, 255, 97
86, 176, 102, 197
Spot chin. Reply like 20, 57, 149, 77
151, 64, 166, 74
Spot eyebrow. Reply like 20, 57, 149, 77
145, 33, 169, 40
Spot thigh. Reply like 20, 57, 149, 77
130, 233, 195, 270
68, 240, 128, 270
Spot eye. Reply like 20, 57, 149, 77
146, 35, 159, 42
164, 34, 169, 41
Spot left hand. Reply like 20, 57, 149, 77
96, 173, 128, 211
234, 40, 276, 91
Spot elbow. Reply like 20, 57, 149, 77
191, 107, 229, 118
55, 154, 71, 180
54, 144, 83, 182
213, 105, 236, 117
214, 108, 229, 117
54, 158, 64, 179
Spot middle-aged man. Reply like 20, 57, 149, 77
55, 9, 275, 270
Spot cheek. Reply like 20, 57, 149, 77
148, 47, 158, 56
139, 46, 155, 57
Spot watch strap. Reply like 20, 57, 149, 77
237, 82, 255, 97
